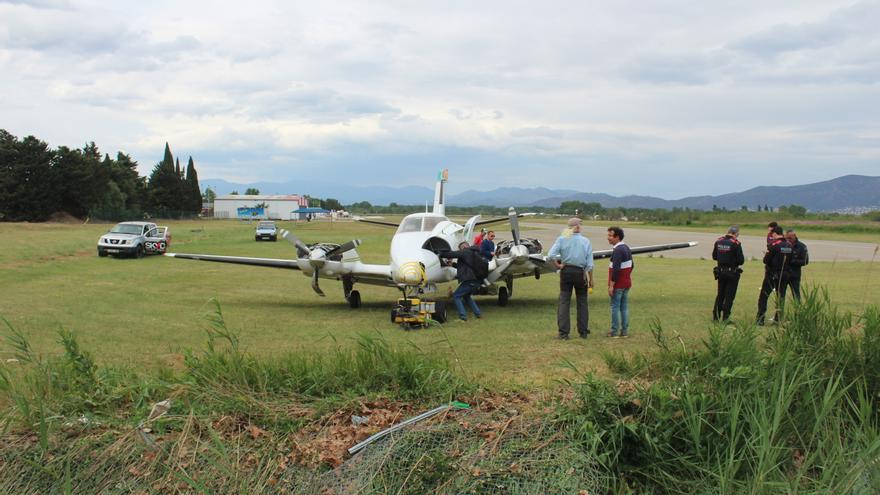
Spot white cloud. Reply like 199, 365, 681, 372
0, 0, 878, 197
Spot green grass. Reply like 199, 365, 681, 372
1, 220, 878, 388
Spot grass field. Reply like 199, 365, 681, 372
1, 219, 878, 387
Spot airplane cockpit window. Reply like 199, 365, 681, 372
397, 217, 422, 234
421, 216, 446, 232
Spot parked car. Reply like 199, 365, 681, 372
255, 221, 278, 241
97, 221, 171, 258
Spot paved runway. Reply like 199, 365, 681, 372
518, 222, 879, 262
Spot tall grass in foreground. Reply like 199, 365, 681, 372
572, 287, 880, 494
0, 302, 469, 493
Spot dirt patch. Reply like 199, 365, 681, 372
46, 211, 85, 224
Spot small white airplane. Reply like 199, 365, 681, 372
165, 170, 697, 323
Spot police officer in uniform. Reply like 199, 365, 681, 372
712, 226, 744, 322
784, 229, 809, 301
756, 226, 793, 325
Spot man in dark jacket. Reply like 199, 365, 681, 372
784, 229, 809, 301
756, 226, 793, 325
439, 242, 483, 321
712, 225, 745, 322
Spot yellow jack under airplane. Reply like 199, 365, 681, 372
165, 170, 697, 324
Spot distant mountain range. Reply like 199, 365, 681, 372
201, 175, 880, 212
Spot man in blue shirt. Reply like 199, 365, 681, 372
480, 230, 496, 260
547, 218, 594, 339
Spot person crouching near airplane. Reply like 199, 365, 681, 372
606, 227, 633, 338
548, 218, 594, 340
712, 226, 745, 322
784, 229, 809, 302
439, 242, 483, 322
756, 226, 793, 326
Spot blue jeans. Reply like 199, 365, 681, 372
452, 280, 481, 320
610, 288, 630, 335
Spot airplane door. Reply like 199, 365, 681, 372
463, 215, 481, 244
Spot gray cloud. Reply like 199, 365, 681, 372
510, 126, 565, 139
246, 87, 399, 123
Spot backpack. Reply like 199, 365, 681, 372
468, 249, 490, 280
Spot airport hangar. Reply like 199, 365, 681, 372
212, 194, 310, 220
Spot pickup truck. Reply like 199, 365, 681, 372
97, 221, 171, 258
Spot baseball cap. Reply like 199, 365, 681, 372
728, 225, 739, 234
567, 217, 582, 227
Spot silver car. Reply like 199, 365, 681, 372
255, 221, 278, 241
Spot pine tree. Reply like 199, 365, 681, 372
185, 156, 201, 213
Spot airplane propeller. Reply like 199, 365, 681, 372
508, 207, 521, 246
280, 229, 361, 296
280, 229, 310, 257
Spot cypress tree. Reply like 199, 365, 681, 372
185, 156, 202, 213
148, 142, 180, 211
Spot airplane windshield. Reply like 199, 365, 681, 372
397, 217, 422, 234
421, 216, 446, 231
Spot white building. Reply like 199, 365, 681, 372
213, 195, 309, 220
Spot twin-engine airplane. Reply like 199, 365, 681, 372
165, 170, 697, 323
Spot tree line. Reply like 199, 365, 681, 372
0, 130, 202, 222
345, 198, 878, 224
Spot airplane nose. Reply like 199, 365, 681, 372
397, 261, 426, 285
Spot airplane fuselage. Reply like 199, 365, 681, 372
389, 213, 470, 287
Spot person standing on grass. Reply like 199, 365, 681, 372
473, 228, 487, 247
784, 229, 809, 302
712, 226, 745, 322
439, 242, 483, 322
480, 230, 496, 260
766, 221, 778, 250
548, 218, 594, 340
756, 225, 792, 325
607, 226, 632, 338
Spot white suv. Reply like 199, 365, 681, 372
97, 221, 170, 258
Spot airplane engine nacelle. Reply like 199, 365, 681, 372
496, 238, 543, 256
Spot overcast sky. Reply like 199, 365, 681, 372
1, 0, 878, 198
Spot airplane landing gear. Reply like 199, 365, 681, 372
348, 290, 361, 308
498, 287, 509, 306
343, 276, 361, 309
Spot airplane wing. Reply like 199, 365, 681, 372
164, 252, 396, 287
488, 241, 698, 282
164, 252, 300, 269
475, 212, 536, 227
352, 216, 399, 228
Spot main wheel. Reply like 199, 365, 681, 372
98, 248, 108, 258
390, 307, 398, 324
348, 290, 361, 308
432, 301, 448, 323
498, 286, 509, 306
135, 244, 145, 259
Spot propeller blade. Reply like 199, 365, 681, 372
508, 207, 521, 246
280, 229, 310, 258
324, 239, 361, 258
311, 270, 325, 296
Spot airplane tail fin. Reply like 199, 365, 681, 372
432, 169, 448, 215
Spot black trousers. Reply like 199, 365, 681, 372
558, 266, 589, 337
785, 275, 802, 302
713, 269, 740, 321
757, 271, 789, 324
